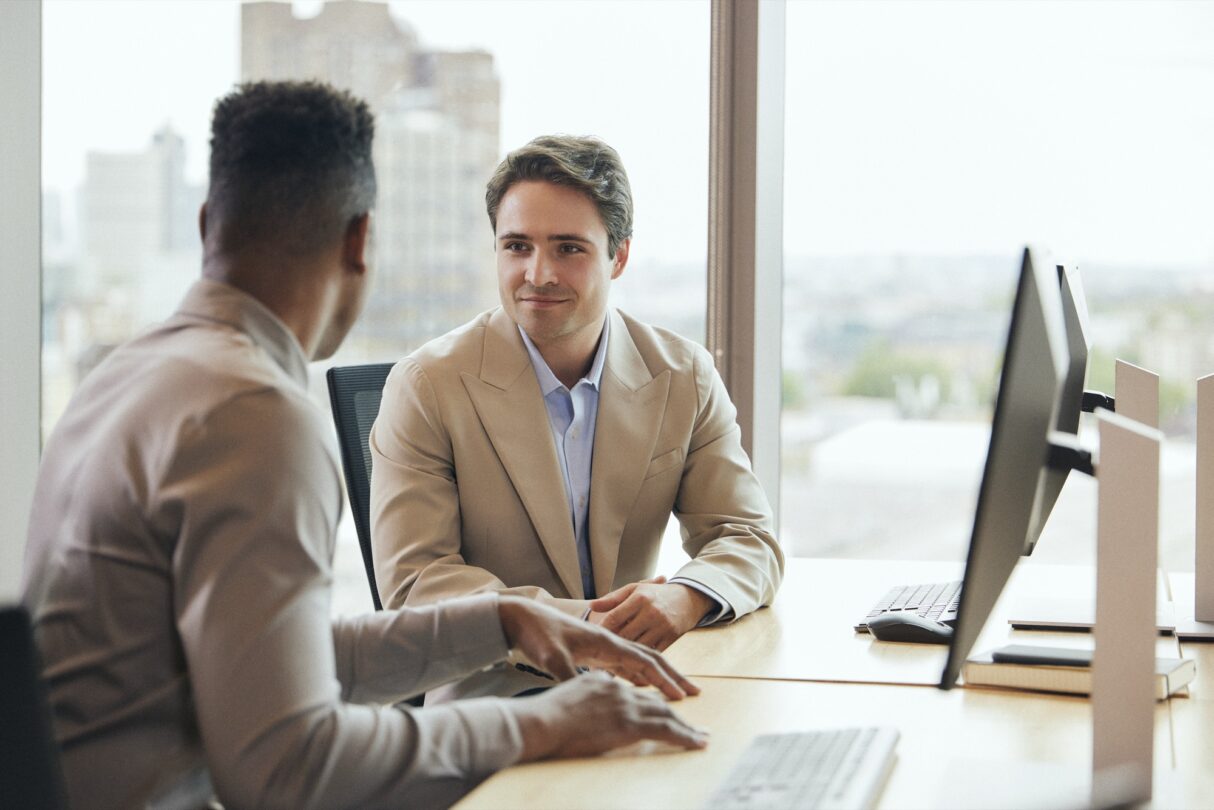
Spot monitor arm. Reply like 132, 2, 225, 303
1047, 430, 1095, 477
1081, 390, 1115, 413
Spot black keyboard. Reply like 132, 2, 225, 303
705, 727, 899, 810
855, 580, 961, 632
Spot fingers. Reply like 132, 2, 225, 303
635, 626, 676, 652
647, 714, 710, 750
630, 694, 709, 750
588, 582, 637, 613
606, 639, 696, 701
656, 654, 701, 696
588, 576, 666, 613
598, 593, 645, 636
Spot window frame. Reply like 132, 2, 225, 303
1, 0, 42, 600
707, 0, 785, 526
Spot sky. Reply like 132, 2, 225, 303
42, 0, 1214, 266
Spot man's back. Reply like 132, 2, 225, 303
22, 279, 330, 808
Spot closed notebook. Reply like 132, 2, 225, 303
962, 647, 1195, 700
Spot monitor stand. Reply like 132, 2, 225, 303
1008, 359, 1171, 634
1174, 371, 1214, 641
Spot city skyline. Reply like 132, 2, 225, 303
42, 0, 1214, 268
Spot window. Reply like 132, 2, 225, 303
780, 0, 1214, 571
42, 0, 708, 615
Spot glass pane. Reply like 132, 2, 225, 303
781, 0, 1214, 571
42, 0, 708, 616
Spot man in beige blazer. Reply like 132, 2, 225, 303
371, 135, 784, 699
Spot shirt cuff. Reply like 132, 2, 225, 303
669, 577, 734, 626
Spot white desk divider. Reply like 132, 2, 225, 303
1175, 372, 1214, 639
1198, 373, 1213, 623
1114, 359, 1159, 429
1091, 409, 1162, 806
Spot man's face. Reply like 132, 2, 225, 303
495, 180, 628, 348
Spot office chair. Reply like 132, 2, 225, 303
0, 605, 70, 810
326, 362, 395, 611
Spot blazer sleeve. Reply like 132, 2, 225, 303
668, 346, 785, 618
370, 357, 588, 618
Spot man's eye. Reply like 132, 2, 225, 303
506, 242, 529, 252
560, 244, 583, 253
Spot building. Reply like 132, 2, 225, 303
241, 0, 502, 356
82, 125, 200, 293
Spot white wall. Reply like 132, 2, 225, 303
0, 0, 42, 601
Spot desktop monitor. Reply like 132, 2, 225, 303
939, 246, 1069, 690
1023, 262, 1091, 554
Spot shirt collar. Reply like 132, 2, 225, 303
518, 314, 611, 396
175, 278, 310, 389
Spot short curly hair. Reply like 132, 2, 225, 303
206, 80, 376, 256
485, 135, 633, 258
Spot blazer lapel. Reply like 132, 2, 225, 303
461, 309, 583, 598
589, 310, 671, 597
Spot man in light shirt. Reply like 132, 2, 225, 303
371, 135, 784, 701
22, 83, 705, 810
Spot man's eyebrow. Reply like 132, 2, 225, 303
497, 232, 594, 245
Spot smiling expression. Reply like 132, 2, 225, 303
495, 180, 630, 350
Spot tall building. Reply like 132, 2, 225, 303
82, 125, 199, 290
241, 0, 502, 356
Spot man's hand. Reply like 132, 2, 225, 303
513, 674, 709, 761
588, 577, 714, 651
497, 594, 700, 700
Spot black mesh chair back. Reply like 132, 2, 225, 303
0, 605, 70, 810
327, 362, 395, 611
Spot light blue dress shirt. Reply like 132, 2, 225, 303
518, 317, 730, 623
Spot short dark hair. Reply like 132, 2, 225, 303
206, 81, 376, 256
485, 135, 633, 258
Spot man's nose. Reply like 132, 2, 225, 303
525, 254, 557, 287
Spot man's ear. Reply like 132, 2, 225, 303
198, 203, 208, 242
343, 213, 371, 275
610, 237, 631, 280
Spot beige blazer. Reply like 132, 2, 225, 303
370, 307, 784, 698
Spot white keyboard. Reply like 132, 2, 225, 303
704, 727, 899, 810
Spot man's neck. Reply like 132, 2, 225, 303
531, 317, 606, 390
203, 250, 333, 360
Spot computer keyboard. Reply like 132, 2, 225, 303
855, 580, 961, 632
704, 727, 899, 810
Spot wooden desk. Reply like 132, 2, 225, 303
663, 558, 1181, 685
456, 676, 1185, 810
457, 558, 1202, 809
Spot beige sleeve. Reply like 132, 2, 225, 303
165, 389, 523, 810
669, 346, 786, 618
369, 357, 588, 619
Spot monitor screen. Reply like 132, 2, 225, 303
939, 246, 1069, 689
1024, 262, 1091, 554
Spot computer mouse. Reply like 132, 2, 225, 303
865, 612, 955, 645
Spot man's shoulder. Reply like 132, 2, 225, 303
614, 309, 711, 377
404, 308, 499, 377
103, 319, 317, 430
